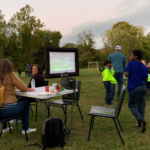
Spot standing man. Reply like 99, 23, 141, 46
26, 63, 31, 77
108, 45, 126, 99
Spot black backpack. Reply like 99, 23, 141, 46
42, 117, 66, 149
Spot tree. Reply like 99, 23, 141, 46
0, 10, 4, 21
0, 11, 7, 59
141, 33, 150, 63
102, 21, 143, 62
77, 29, 95, 54
76, 30, 96, 68
7, 4, 45, 67
34, 30, 62, 64
62, 43, 78, 48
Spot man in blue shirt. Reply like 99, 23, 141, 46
124, 49, 148, 133
108, 45, 126, 99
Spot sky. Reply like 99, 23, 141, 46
1, 0, 150, 48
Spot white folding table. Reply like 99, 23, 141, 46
16, 86, 77, 139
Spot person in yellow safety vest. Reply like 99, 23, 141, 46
101, 60, 117, 105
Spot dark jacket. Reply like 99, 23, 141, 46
28, 74, 45, 88
18, 69, 21, 74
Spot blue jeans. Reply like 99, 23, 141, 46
128, 85, 147, 122
18, 74, 21, 78
111, 72, 123, 99
103, 81, 112, 105
0, 101, 30, 130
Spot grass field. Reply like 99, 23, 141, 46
0, 69, 150, 150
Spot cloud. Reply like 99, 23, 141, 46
60, 0, 150, 48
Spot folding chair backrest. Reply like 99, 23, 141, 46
63, 80, 81, 102
116, 85, 126, 117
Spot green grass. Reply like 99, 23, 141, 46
1, 69, 150, 150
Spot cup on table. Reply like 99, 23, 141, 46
49, 86, 55, 94
53, 83, 57, 89
45, 86, 49, 92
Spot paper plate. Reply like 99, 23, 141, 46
15, 90, 21, 92
37, 92, 51, 96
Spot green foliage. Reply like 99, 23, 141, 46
103, 21, 143, 62
0, 20, 8, 59
34, 30, 62, 65
62, 43, 78, 48
1, 5, 62, 69
4, 5, 45, 68
77, 30, 97, 68
141, 33, 150, 63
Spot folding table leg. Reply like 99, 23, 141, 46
113, 119, 125, 145
69, 91, 74, 140
46, 104, 50, 118
64, 105, 67, 125
35, 103, 38, 122
43, 100, 46, 122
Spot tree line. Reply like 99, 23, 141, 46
1, 5, 150, 69
0, 5, 62, 69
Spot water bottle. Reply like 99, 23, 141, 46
31, 78, 35, 89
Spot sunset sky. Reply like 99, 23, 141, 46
1, 0, 150, 48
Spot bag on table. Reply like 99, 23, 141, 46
61, 77, 76, 100
0, 76, 7, 107
61, 77, 76, 90
42, 117, 66, 149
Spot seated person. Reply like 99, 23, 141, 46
11, 64, 46, 124
0, 59, 36, 134
28, 64, 45, 88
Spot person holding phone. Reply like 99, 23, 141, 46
101, 60, 117, 105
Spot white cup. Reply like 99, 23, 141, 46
49, 86, 55, 94
53, 83, 57, 88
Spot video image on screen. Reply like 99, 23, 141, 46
49, 52, 75, 74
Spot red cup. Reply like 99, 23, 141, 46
45, 86, 49, 92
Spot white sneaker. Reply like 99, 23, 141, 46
2, 127, 12, 133
22, 128, 36, 134
10, 119, 21, 124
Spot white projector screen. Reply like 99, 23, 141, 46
49, 52, 76, 74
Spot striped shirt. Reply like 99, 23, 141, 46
0, 103, 17, 110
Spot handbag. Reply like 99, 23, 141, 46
0, 75, 7, 107
61, 77, 76, 100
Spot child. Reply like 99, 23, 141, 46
124, 49, 148, 133
101, 60, 117, 105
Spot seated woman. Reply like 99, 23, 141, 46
10, 64, 46, 124
28, 64, 45, 88
0, 59, 36, 134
